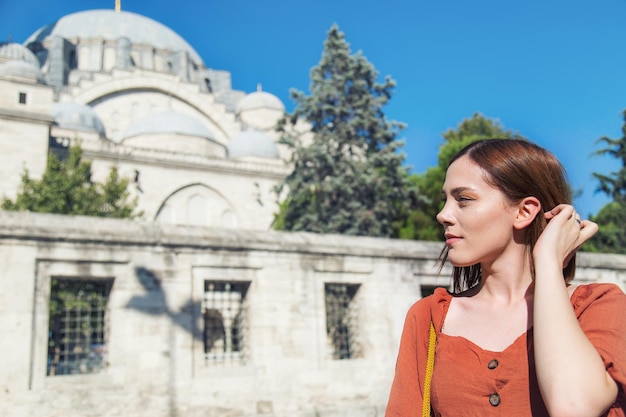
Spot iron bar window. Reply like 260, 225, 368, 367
324, 283, 360, 360
47, 278, 113, 376
203, 281, 249, 366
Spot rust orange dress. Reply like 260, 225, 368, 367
385, 283, 626, 417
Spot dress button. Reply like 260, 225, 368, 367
488, 359, 499, 369
489, 393, 501, 406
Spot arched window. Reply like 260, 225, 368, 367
187, 194, 208, 226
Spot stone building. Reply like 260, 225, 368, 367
0, 8, 298, 230
1, 7, 626, 417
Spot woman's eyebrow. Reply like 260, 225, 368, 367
441, 186, 474, 196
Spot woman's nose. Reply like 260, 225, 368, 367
436, 203, 452, 225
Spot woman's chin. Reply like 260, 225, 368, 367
447, 257, 477, 268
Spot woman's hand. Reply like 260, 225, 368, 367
533, 204, 598, 268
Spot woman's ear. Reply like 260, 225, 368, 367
513, 196, 541, 230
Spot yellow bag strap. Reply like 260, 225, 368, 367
422, 321, 436, 417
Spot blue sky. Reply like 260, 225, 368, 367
2, 0, 625, 217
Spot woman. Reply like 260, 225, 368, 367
386, 139, 626, 416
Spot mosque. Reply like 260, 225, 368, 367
0, 5, 296, 229
1, 5, 625, 417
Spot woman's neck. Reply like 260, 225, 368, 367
477, 252, 534, 305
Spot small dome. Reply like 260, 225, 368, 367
52, 102, 106, 136
227, 130, 279, 159
0, 42, 40, 67
236, 90, 285, 114
0, 60, 45, 83
122, 111, 215, 140
26, 9, 203, 66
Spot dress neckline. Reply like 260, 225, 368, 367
437, 285, 584, 354
438, 327, 530, 355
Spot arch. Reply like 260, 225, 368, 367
155, 183, 237, 228
69, 77, 236, 142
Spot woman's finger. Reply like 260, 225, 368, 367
543, 204, 575, 222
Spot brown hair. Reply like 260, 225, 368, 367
440, 138, 575, 293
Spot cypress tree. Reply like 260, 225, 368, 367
275, 24, 416, 237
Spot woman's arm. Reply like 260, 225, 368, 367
532, 204, 617, 417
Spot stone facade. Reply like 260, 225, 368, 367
1, 210, 625, 417
0, 9, 303, 230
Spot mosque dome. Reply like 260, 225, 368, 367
25, 9, 204, 66
122, 111, 215, 140
236, 89, 285, 114
0, 42, 45, 83
52, 102, 106, 135
0, 60, 45, 83
0, 42, 40, 67
227, 130, 279, 159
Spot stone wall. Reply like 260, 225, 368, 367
1, 210, 625, 417
0, 78, 54, 201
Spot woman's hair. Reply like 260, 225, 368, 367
440, 138, 575, 293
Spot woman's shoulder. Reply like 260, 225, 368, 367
571, 282, 626, 313
408, 287, 451, 308
405, 287, 452, 329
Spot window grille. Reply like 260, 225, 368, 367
203, 281, 249, 365
18, 92, 27, 104
47, 278, 113, 376
324, 283, 360, 360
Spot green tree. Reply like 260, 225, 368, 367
274, 24, 417, 237
441, 112, 523, 143
399, 114, 521, 240
585, 201, 626, 253
2, 145, 141, 218
585, 110, 626, 254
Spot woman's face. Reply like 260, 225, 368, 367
436, 155, 520, 267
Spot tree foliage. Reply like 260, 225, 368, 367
441, 112, 523, 143
590, 111, 626, 202
585, 201, 626, 254
274, 24, 418, 237
399, 113, 521, 241
585, 110, 626, 254
2, 145, 141, 219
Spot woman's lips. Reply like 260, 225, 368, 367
444, 234, 461, 245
